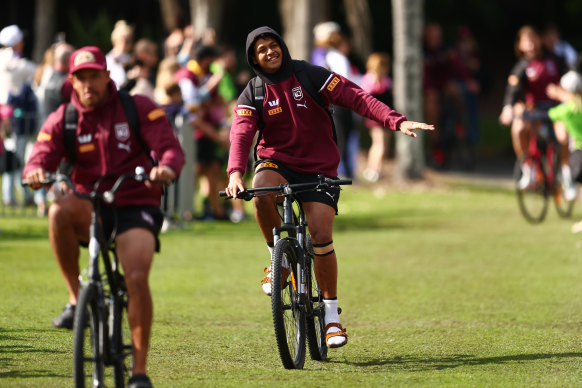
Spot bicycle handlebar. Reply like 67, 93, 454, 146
22, 166, 159, 204
219, 176, 352, 201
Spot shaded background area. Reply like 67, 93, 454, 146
3, 0, 582, 162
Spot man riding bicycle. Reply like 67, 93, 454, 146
499, 25, 570, 192
23, 46, 185, 388
225, 26, 434, 349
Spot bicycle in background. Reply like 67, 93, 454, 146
220, 175, 351, 369
514, 118, 575, 224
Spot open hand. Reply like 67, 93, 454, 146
399, 121, 435, 138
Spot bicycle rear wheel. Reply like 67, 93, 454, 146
112, 286, 132, 388
305, 235, 328, 362
271, 238, 306, 369
73, 283, 105, 388
514, 155, 548, 224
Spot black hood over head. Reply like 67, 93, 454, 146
245, 26, 293, 84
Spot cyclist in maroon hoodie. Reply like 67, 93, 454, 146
225, 27, 434, 349
23, 46, 184, 388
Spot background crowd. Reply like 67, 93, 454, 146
0, 18, 580, 223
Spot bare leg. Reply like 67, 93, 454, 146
554, 121, 571, 166
251, 170, 286, 243
366, 126, 388, 175
115, 228, 155, 376
303, 202, 336, 299
48, 193, 91, 305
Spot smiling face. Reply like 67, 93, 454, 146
252, 36, 283, 74
69, 68, 111, 109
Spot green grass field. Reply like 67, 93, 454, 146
2, 177, 582, 387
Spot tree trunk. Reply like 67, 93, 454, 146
189, 0, 225, 42
32, 0, 57, 62
159, 0, 183, 32
343, 0, 372, 64
392, 0, 425, 180
279, 0, 316, 60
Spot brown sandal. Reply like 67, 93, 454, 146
261, 266, 291, 290
325, 322, 348, 348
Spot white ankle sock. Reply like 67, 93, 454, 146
562, 164, 572, 182
324, 299, 340, 331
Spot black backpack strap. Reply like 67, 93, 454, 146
62, 91, 155, 167
251, 76, 265, 162
294, 64, 338, 144
64, 102, 78, 164
117, 91, 157, 166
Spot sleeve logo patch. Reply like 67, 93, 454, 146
37, 132, 51, 141
147, 108, 166, 121
78, 143, 95, 153
237, 108, 253, 116
268, 107, 283, 116
327, 76, 340, 91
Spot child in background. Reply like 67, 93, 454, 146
361, 52, 393, 182
547, 70, 582, 228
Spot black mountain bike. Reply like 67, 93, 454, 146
27, 167, 155, 387
220, 175, 351, 369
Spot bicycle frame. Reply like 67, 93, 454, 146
527, 125, 556, 190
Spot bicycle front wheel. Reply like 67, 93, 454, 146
271, 237, 306, 369
514, 155, 548, 224
73, 283, 105, 388
112, 287, 133, 388
305, 234, 328, 362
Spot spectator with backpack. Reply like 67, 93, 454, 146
23, 46, 184, 388
225, 26, 434, 349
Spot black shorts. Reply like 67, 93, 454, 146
254, 159, 340, 213
100, 206, 164, 252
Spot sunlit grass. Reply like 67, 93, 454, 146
2, 180, 582, 387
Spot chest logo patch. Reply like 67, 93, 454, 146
78, 143, 95, 153
78, 134, 92, 144
268, 107, 283, 116
268, 99, 279, 107
327, 76, 340, 92
292, 86, 303, 101
115, 123, 130, 142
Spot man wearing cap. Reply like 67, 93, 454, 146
0, 24, 37, 207
23, 46, 185, 388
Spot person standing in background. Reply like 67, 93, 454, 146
0, 24, 37, 208
106, 20, 134, 89
361, 52, 393, 182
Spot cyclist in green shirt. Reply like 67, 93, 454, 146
548, 70, 582, 205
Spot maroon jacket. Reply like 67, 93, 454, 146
24, 82, 185, 207
227, 26, 406, 177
